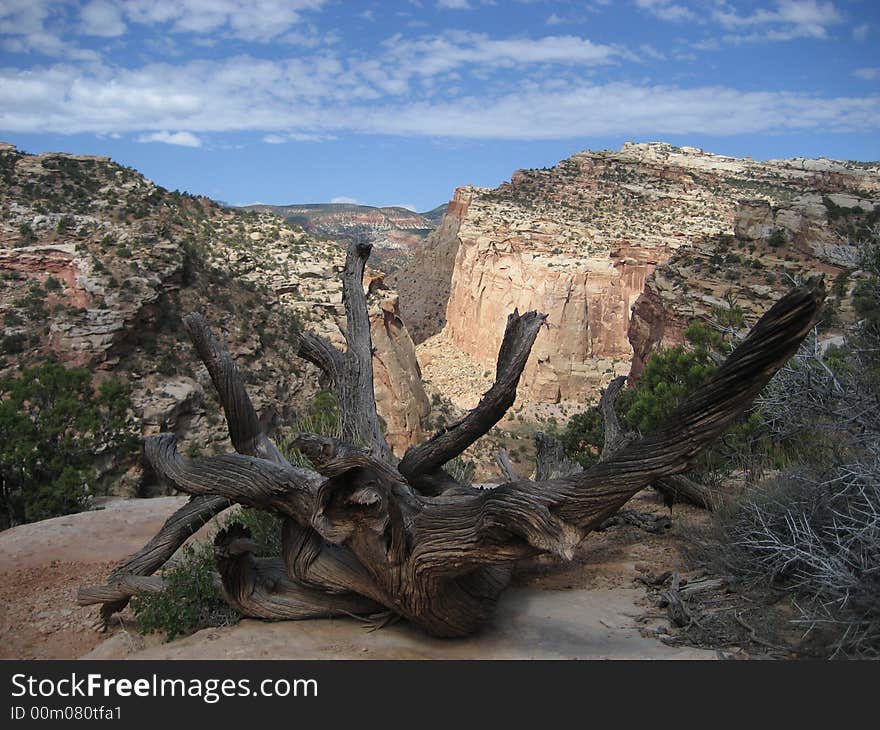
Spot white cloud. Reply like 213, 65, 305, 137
137, 130, 203, 147
59, 0, 330, 43
350, 83, 880, 139
80, 1, 127, 37
436, 0, 472, 9
263, 131, 335, 143
852, 24, 869, 41
854, 68, 880, 81
712, 0, 843, 42
289, 132, 335, 141
635, 0, 696, 23
0, 0, 101, 60
331, 196, 360, 204
2, 58, 877, 142
383, 31, 626, 80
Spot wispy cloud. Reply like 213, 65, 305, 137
635, 1, 846, 46
712, 0, 844, 43
635, 0, 696, 23
382, 30, 627, 79
137, 130, 203, 147
79, 1, 127, 37
854, 68, 880, 82
0, 0, 99, 60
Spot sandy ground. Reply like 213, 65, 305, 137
0, 497, 190, 659
1, 493, 715, 660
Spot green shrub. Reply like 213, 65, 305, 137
558, 315, 751, 480
44, 275, 63, 292
234, 507, 283, 557
131, 541, 239, 641
0, 362, 138, 527
131, 508, 281, 641
767, 229, 786, 248
281, 388, 342, 467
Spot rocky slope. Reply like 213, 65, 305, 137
398, 142, 880, 406
629, 191, 879, 378
0, 143, 428, 496
242, 202, 444, 273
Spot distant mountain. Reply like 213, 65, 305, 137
240, 202, 446, 271
418, 204, 448, 224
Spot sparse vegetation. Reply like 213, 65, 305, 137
131, 540, 240, 642
0, 362, 138, 527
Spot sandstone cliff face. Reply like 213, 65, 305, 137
414, 142, 879, 405
443, 232, 668, 402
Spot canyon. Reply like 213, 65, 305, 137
395, 142, 879, 407
3, 140, 879, 495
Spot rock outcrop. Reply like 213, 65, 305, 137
367, 274, 430, 454
243, 202, 445, 274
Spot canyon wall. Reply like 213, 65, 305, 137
628, 192, 880, 380
414, 143, 880, 405
443, 231, 670, 402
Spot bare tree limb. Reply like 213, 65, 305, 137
598, 368, 716, 509
76, 494, 231, 620
496, 448, 522, 481
534, 432, 580, 480
599, 376, 629, 456
215, 524, 382, 620
399, 310, 546, 490
184, 313, 290, 465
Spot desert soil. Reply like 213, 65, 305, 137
0, 493, 716, 660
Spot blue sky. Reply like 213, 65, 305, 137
1, 1, 878, 211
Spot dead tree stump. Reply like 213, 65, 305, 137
79, 241, 824, 637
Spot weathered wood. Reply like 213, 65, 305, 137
598, 372, 718, 510
496, 448, 522, 482
654, 474, 721, 511
215, 524, 382, 620
399, 310, 546, 493
598, 509, 671, 533
599, 376, 629, 456
534, 431, 580, 480
291, 241, 393, 462
183, 313, 288, 465
76, 494, 231, 621
79, 235, 823, 638
82, 310, 378, 624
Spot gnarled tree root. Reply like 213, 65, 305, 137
80, 239, 823, 638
